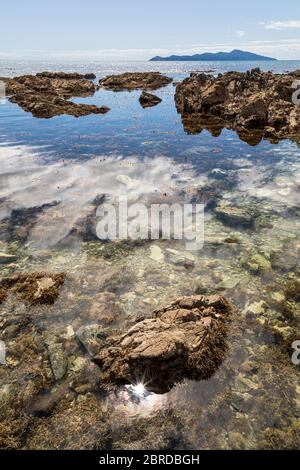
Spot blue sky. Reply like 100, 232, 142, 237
1, 0, 300, 60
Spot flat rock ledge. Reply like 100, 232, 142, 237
0, 73, 110, 118
175, 68, 300, 143
99, 72, 172, 91
93, 295, 232, 393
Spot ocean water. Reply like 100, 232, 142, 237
0, 60, 299, 450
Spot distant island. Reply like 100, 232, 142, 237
150, 49, 277, 62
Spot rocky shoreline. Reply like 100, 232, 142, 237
2, 68, 300, 143
0, 67, 300, 450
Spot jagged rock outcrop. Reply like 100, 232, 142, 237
92, 295, 233, 393
139, 91, 162, 108
0, 74, 110, 118
175, 68, 300, 143
99, 72, 172, 91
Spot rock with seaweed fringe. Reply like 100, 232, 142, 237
0, 74, 110, 118
0, 272, 66, 305
93, 295, 233, 393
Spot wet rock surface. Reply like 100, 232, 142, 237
175, 68, 300, 141
139, 91, 162, 108
0, 74, 110, 118
94, 295, 233, 393
99, 72, 172, 91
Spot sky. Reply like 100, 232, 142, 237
1, 0, 300, 60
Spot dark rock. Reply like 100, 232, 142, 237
99, 72, 172, 91
139, 91, 162, 108
0, 74, 110, 118
94, 295, 233, 393
36, 72, 96, 80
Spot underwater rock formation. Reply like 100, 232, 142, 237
93, 295, 233, 393
175, 68, 300, 141
0, 272, 66, 305
99, 72, 172, 91
139, 91, 162, 108
215, 204, 256, 228
0, 74, 110, 118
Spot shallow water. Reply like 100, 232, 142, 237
0, 60, 299, 450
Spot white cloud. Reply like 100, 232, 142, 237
261, 20, 300, 30
1, 38, 300, 60
234, 30, 245, 38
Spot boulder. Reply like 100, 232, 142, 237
139, 91, 162, 108
93, 295, 233, 393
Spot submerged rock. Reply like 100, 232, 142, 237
243, 254, 272, 274
0, 272, 66, 305
139, 91, 162, 108
175, 68, 300, 142
0, 74, 110, 118
93, 295, 233, 393
149, 245, 165, 263
165, 248, 195, 268
76, 324, 112, 356
45, 339, 68, 381
99, 72, 172, 91
0, 253, 18, 264
215, 205, 255, 228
